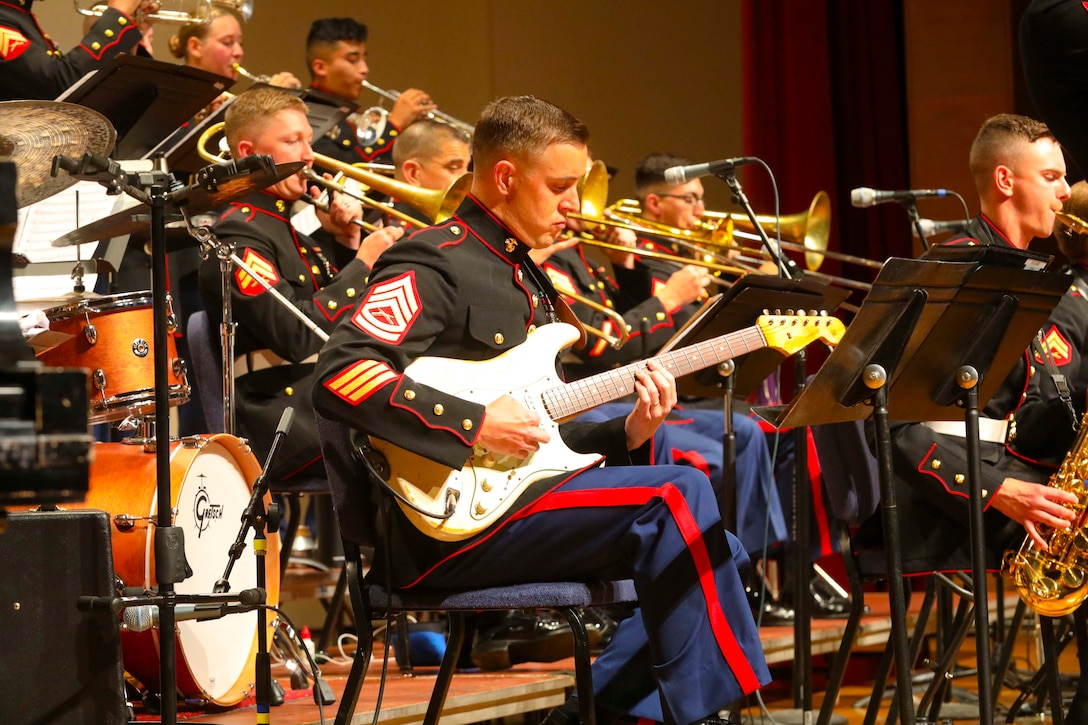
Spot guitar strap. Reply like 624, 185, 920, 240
522, 258, 588, 349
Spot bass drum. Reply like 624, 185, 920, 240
83, 434, 280, 707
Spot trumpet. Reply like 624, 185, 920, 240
75, 0, 251, 24
196, 121, 469, 225
362, 81, 475, 136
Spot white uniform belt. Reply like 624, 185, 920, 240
921, 419, 1009, 445
234, 349, 318, 377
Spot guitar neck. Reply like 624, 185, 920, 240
542, 324, 767, 421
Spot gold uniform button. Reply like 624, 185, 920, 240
404, 390, 416, 401
494, 332, 505, 345
241, 206, 251, 213
299, 248, 307, 254
104, 29, 114, 37
91, 41, 101, 50
298, 274, 307, 282
528, 324, 536, 334
364, 147, 374, 154
285, 386, 294, 396
311, 265, 321, 275
656, 311, 665, 321
342, 139, 351, 147
433, 404, 444, 416
954, 474, 965, 484
462, 419, 473, 431
930, 459, 941, 470
376, 138, 385, 145
327, 300, 338, 310
450, 225, 462, 235
346, 288, 356, 298
982, 489, 989, 498
118, 17, 128, 24
389, 129, 398, 137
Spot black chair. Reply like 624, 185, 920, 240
186, 309, 330, 578
314, 409, 638, 725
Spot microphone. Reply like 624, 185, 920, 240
912, 218, 970, 238
850, 187, 950, 208
122, 587, 266, 633
664, 157, 759, 185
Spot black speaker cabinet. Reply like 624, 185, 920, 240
0, 510, 126, 724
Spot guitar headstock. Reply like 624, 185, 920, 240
757, 311, 846, 355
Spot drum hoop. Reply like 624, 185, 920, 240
43, 290, 173, 321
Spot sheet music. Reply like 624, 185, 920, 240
12, 182, 131, 301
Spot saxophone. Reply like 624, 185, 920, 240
1002, 411, 1088, 617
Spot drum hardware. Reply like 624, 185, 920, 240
49, 150, 300, 724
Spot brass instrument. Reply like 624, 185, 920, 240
75, 0, 252, 24
557, 289, 630, 350
232, 64, 269, 83
362, 81, 475, 136
1003, 411, 1088, 617
196, 121, 469, 225
300, 167, 427, 231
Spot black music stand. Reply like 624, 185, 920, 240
661, 276, 848, 724
148, 85, 354, 176
757, 247, 1068, 725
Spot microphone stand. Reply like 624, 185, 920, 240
716, 169, 799, 281
213, 407, 294, 721
903, 198, 931, 251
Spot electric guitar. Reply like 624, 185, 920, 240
365, 313, 845, 541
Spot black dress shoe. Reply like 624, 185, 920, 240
471, 611, 574, 670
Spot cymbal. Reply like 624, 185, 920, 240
50, 204, 168, 247
0, 101, 116, 209
175, 158, 307, 213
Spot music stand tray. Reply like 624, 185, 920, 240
756, 247, 1067, 725
661, 275, 850, 397
57, 55, 231, 160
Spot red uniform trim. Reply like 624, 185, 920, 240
917, 442, 969, 500
671, 447, 711, 479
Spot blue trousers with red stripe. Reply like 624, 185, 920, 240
582, 404, 787, 555
408, 464, 770, 724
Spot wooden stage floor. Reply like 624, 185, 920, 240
178, 590, 1033, 725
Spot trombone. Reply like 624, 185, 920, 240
196, 121, 469, 226
363, 81, 476, 136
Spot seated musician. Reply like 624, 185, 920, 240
853, 113, 1084, 716
305, 17, 437, 168
383, 117, 471, 227
0, 0, 159, 101
169, 3, 300, 113
197, 86, 401, 482
313, 95, 769, 725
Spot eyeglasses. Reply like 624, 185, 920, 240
655, 193, 705, 206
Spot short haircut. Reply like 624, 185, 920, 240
1058, 180, 1088, 263
968, 113, 1056, 187
392, 118, 470, 167
224, 86, 308, 157
306, 18, 368, 76
471, 96, 588, 171
168, 6, 243, 61
635, 153, 692, 196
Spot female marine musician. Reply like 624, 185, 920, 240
169, 3, 299, 98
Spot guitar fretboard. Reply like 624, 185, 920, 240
541, 325, 767, 420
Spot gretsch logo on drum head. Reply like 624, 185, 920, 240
193, 484, 224, 537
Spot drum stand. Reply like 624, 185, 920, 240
56, 153, 264, 725
187, 220, 335, 709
